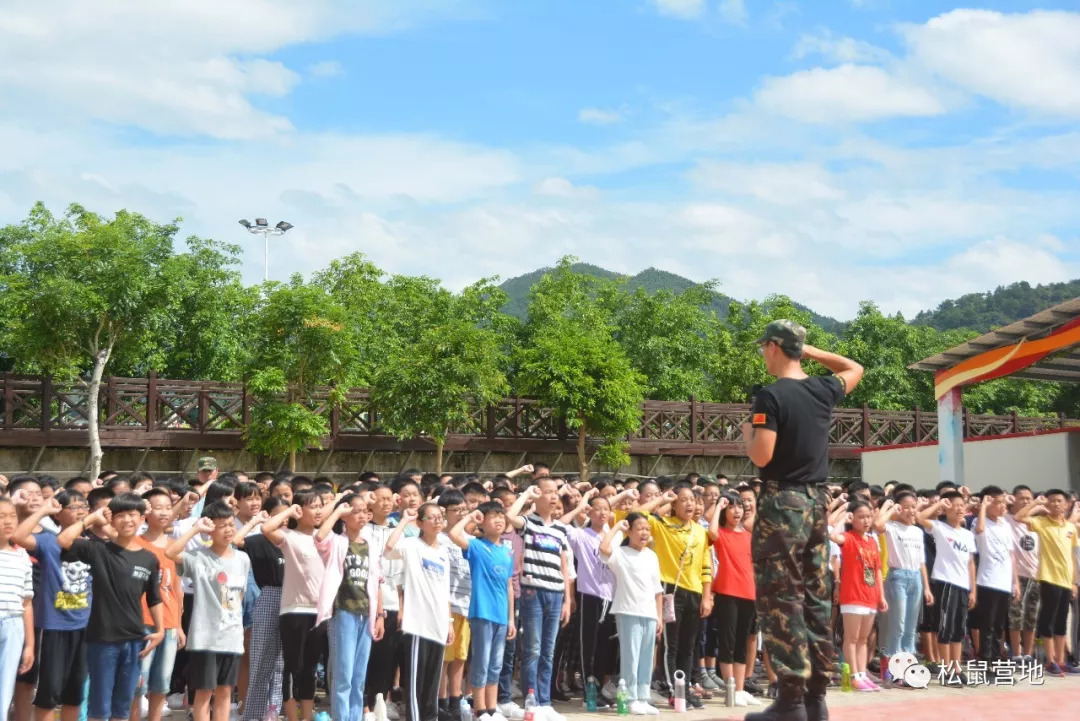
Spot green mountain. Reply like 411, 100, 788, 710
912, 280, 1080, 333
498, 263, 846, 334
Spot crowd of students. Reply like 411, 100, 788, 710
0, 460, 1077, 721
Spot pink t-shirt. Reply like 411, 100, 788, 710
278, 529, 324, 615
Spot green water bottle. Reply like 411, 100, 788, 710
841, 662, 852, 692
616, 679, 629, 715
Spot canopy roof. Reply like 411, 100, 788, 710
910, 297, 1080, 384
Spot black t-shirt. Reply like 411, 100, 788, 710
751, 375, 845, 484
244, 535, 285, 589
71, 538, 161, 643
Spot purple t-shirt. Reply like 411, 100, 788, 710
566, 526, 615, 601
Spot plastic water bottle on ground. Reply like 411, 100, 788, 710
263, 704, 278, 721
524, 688, 536, 721
841, 662, 852, 692
616, 679, 629, 715
672, 671, 686, 713
585, 676, 599, 712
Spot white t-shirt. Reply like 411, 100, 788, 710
930, 520, 976, 590
388, 536, 451, 644
603, 544, 663, 620
883, 521, 924, 572
1005, 514, 1039, 579
976, 517, 1014, 593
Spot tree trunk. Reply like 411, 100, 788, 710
86, 347, 111, 481
577, 414, 589, 484
289, 449, 297, 472
435, 438, 444, 475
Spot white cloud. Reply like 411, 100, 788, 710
649, 0, 705, 20
754, 64, 945, 123
307, 60, 344, 78
718, 0, 748, 26
578, 107, 625, 126
901, 9, 1080, 118
0, 1, 458, 139
793, 29, 892, 65
534, 177, 600, 200
690, 161, 844, 205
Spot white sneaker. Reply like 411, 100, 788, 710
386, 702, 402, 721
648, 689, 668, 706
478, 714, 493, 721
537, 706, 565, 721
490, 712, 509, 721
629, 701, 659, 716
602, 681, 618, 699
740, 691, 761, 706
511, 682, 523, 700
365, 713, 378, 721
167, 694, 186, 711
497, 702, 525, 721
733, 691, 748, 707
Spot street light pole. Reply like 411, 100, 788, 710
238, 218, 294, 282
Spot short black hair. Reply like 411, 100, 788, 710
1045, 488, 1068, 500
53, 490, 86, 509
392, 478, 420, 495
8, 476, 40, 495
491, 487, 516, 504
64, 477, 91, 490
37, 475, 59, 491
201, 500, 235, 521
312, 482, 335, 497
893, 490, 917, 504
254, 472, 275, 485
935, 480, 956, 493
437, 489, 466, 508
262, 496, 289, 515
104, 477, 131, 491
847, 481, 870, 495
531, 462, 550, 473
1012, 484, 1031, 496
941, 489, 963, 502
477, 501, 506, 518
234, 482, 260, 500
358, 471, 381, 484
130, 471, 155, 485
917, 488, 938, 499
980, 485, 1005, 498
462, 482, 489, 498
108, 492, 147, 515
142, 487, 172, 504
97, 470, 118, 481
205, 481, 235, 507
87, 487, 115, 508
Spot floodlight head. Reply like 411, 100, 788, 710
255, 218, 268, 227
276, 221, 293, 232
238, 219, 252, 228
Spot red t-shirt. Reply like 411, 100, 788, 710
838, 531, 881, 609
711, 527, 755, 601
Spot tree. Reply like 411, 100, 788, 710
312, 252, 387, 386
372, 280, 510, 473
244, 275, 359, 470
0, 203, 184, 479
515, 258, 646, 481
612, 284, 726, 401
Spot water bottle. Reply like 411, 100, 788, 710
616, 679, 629, 716
263, 705, 278, 721
460, 698, 472, 721
725, 677, 735, 707
672, 670, 686, 713
585, 676, 599, 712
524, 689, 536, 721
841, 662, 852, 692
374, 694, 388, 721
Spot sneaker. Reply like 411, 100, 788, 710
707, 670, 725, 689
648, 689, 668, 706
766, 682, 778, 699
733, 691, 747, 707
696, 671, 720, 691
629, 701, 659, 716
852, 677, 877, 692
685, 692, 704, 710
537, 706, 565, 721
365, 713, 377, 721
740, 691, 761, 706
167, 694, 186, 711
691, 682, 712, 700
478, 714, 493, 721
497, 702, 525, 721
511, 683, 523, 701
1062, 664, 1080, 675
742, 678, 764, 696
490, 712, 508, 721
1046, 663, 1066, 678
602, 681, 618, 700
139, 696, 150, 718
387, 702, 402, 721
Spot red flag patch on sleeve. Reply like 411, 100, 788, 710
752, 413, 767, 425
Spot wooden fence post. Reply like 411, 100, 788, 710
146, 371, 157, 432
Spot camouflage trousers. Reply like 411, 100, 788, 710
752, 481, 833, 695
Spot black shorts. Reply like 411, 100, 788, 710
15, 628, 43, 684
1037, 582, 1071, 638
187, 651, 241, 690
34, 628, 87, 708
934, 580, 969, 644
918, 581, 942, 634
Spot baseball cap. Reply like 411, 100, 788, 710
755, 319, 806, 356
197, 456, 218, 472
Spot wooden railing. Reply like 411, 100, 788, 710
1, 373, 1076, 458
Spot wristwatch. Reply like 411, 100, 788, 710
377, 611, 388, 618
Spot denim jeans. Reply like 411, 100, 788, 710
520, 587, 563, 707
883, 568, 922, 657
137, 628, 178, 696
0, 615, 25, 719
468, 619, 507, 689
86, 639, 143, 721
497, 607, 520, 705
330, 610, 373, 721
616, 614, 657, 702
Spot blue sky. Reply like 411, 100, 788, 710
0, 0, 1078, 320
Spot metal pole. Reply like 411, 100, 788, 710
264, 231, 269, 282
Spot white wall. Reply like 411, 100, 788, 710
860, 431, 1080, 491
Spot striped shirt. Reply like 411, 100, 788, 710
440, 534, 472, 616
521, 514, 569, 592
0, 548, 33, 618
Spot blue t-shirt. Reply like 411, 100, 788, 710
464, 537, 513, 625
31, 531, 92, 630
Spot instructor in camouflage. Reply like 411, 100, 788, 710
741, 321, 864, 721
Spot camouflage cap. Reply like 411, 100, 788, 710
196, 456, 217, 471
755, 319, 806, 355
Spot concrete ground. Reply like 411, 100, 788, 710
550, 674, 1080, 721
